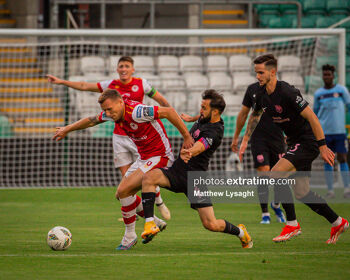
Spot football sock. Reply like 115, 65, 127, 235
262, 212, 270, 217
142, 192, 156, 219
257, 179, 269, 212
223, 220, 241, 236
324, 163, 334, 191
135, 195, 145, 217
332, 216, 342, 227
340, 162, 350, 188
120, 196, 137, 242
155, 186, 163, 205
286, 220, 298, 227
274, 184, 296, 221
299, 191, 339, 224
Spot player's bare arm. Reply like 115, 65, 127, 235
239, 109, 263, 162
231, 105, 250, 152
151, 91, 171, 107
180, 141, 206, 163
180, 113, 200, 123
300, 106, 335, 166
47, 74, 100, 92
158, 107, 194, 148
52, 115, 102, 142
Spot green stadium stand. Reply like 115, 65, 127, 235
0, 115, 14, 138
315, 16, 338, 28
305, 75, 323, 94
259, 14, 279, 28
347, 72, 350, 88
316, 56, 338, 70
268, 17, 293, 28
327, 0, 350, 14
292, 16, 315, 28
255, 4, 280, 15
303, 0, 327, 15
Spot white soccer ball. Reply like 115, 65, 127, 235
47, 226, 72, 251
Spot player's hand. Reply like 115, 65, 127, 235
182, 135, 194, 149
47, 74, 63, 85
230, 137, 239, 152
181, 113, 193, 122
238, 139, 248, 162
180, 148, 192, 163
319, 145, 335, 166
52, 127, 69, 141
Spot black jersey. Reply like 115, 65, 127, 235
242, 82, 284, 143
175, 118, 224, 171
253, 81, 315, 144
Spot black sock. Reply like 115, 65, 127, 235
274, 184, 296, 221
299, 191, 339, 223
223, 220, 240, 236
258, 184, 269, 212
141, 192, 156, 219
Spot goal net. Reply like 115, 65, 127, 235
0, 29, 345, 187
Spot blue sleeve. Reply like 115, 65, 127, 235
341, 86, 350, 111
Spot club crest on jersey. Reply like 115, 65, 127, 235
257, 154, 264, 163
193, 129, 200, 138
132, 85, 139, 92
333, 92, 339, 98
275, 105, 283, 113
130, 122, 138, 130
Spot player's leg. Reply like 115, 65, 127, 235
256, 165, 272, 224
141, 168, 171, 243
197, 206, 253, 248
112, 134, 136, 177
334, 134, 350, 198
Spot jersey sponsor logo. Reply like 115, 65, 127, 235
143, 107, 154, 117
257, 154, 264, 163
193, 129, 200, 138
132, 85, 139, 92
296, 96, 306, 107
130, 122, 138, 130
289, 143, 300, 152
272, 117, 290, 123
130, 135, 148, 141
122, 93, 131, 98
262, 107, 267, 112
275, 105, 283, 114
136, 106, 142, 118
205, 137, 213, 146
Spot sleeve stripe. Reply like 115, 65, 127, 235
147, 88, 157, 97
97, 83, 103, 93
198, 137, 210, 150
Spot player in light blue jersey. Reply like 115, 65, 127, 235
314, 64, 350, 199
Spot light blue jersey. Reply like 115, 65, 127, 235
314, 84, 350, 135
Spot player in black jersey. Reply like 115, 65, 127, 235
232, 82, 286, 224
239, 54, 348, 244
140, 89, 253, 248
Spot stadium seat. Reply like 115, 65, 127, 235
292, 16, 315, 28
179, 55, 204, 73
80, 56, 105, 76
327, 0, 350, 14
184, 73, 209, 91
137, 72, 162, 90
279, 1, 298, 15
187, 91, 205, 113
161, 74, 186, 92
304, 75, 323, 94
208, 73, 233, 93
281, 73, 305, 92
303, 0, 327, 15
315, 16, 340, 28
157, 55, 179, 75
278, 55, 301, 73
255, 4, 280, 15
108, 55, 120, 74
259, 14, 279, 28
165, 91, 187, 112
206, 55, 228, 73
222, 94, 244, 114
268, 17, 293, 28
232, 74, 256, 95
229, 55, 251, 73
316, 56, 338, 70
133, 55, 155, 74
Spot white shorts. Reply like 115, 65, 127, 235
112, 134, 139, 168
125, 154, 174, 178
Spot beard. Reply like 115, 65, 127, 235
199, 113, 211, 124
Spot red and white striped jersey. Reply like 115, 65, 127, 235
99, 99, 172, 160
97, 77, 157, 136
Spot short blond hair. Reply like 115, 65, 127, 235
98, 88, 122, 104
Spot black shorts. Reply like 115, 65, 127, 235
283, 141, 319, 171
160, 162, 213, 210
250, 138, 285, 169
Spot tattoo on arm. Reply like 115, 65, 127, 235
88, 115, 101, 126
244, 110, 263, 139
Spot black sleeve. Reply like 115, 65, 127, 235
286, 86, 309, 114
252, 91, 263, 113
242, 86, 253, 108
198, 126, 223, 151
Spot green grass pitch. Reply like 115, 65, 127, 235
0, 188, 349, 280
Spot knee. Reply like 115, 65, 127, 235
116, 184, 128, 199
293, 188, 308, 200
202, 220, 220, 232
142, 170, 157, 187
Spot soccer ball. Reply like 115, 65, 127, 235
47, 226, 72, 251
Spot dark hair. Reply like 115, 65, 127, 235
98, 88, 122, 104
322, 64, 335, 73
253, 53, 277, 69
202, 89, 226, 114
118, 56, 134, 65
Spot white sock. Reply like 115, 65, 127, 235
120, 196, 137, 244
238, 228, 244, 238
145, 217, 155, 223
332, 216, 342, 227
272, 202, 280, 208
155, 186, 163, 205
262, 212, 270, 217
286, 220, 298, 227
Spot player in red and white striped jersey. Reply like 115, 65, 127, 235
47, 56, 171, 220
53, 88, 193, 250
